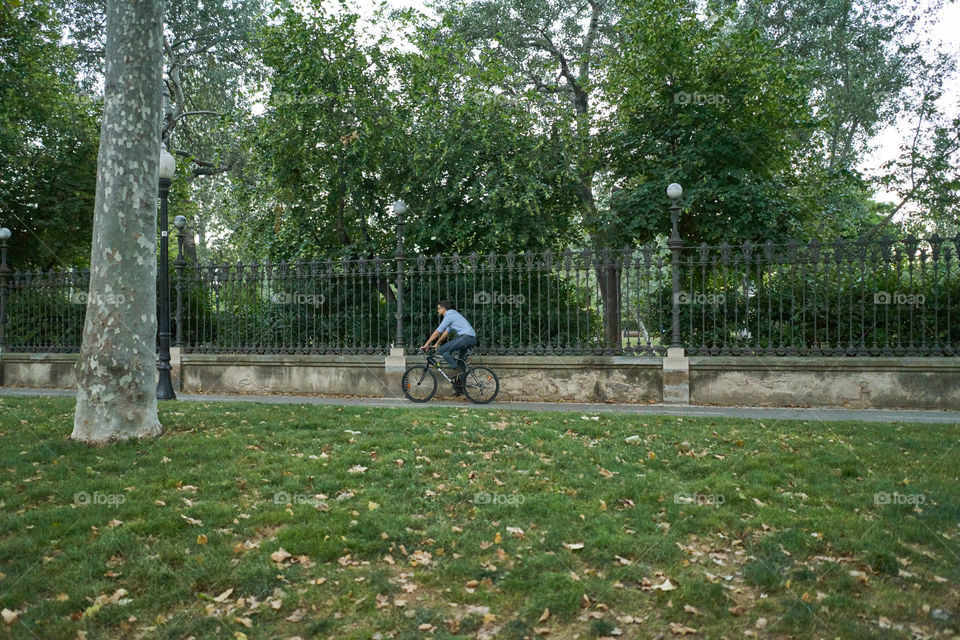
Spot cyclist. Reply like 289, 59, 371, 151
420, 299, 477, 394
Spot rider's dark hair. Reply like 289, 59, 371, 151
437, 299, 453, 311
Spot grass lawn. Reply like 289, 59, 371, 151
0, 397, 957, 640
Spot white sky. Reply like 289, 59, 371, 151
863, 0, 960, 202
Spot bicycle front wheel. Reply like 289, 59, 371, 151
402, 365, 438, 402
463, 366, 499, 404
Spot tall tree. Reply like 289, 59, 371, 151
230, 2, 579, 261
435, 0, 625, 342
608, 0, 818, 244
731, 0, 957, 234
0, 0, 100, 269
55, 0, 266, 259
72, 0, 163, 443
395, 16, 582, 255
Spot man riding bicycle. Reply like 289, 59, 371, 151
420, 300, 476, 394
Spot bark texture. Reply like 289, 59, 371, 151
72, 0, 164, 443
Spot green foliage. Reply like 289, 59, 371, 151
0, 1, 99, 269
231, 2, 581, 261
608, 0, 819, 245
394, 17, 583, 254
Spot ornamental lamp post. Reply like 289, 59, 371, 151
156, 145, 177, 400
667, 183, 684, 350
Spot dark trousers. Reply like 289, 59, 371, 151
438, 335, 477, 369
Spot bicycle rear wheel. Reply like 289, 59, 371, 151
402, 365, 437, 402
462, 366, 499, 404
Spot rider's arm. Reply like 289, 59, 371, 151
422, 330, 449, 350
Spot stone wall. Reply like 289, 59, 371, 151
180, 354, 663, 403
690, 357, 960, 410
2, 351, 957, 409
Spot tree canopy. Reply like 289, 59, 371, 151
2, 0, 957, 266
0, 0, 99, 269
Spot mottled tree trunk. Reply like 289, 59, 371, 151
72, 0, 163, 443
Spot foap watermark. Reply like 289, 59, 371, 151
674, 91, 726, 106
874, 491, 925, 506
675, 291, 726, 306
674, 492, 725, 506
70, 291, 126, 305
271, 291, 325, 307
874, 291, 925, 307
74, 491, 126, 508
274, 491, 325, 507
473, 491, 525, 506
474, 291, 525, 307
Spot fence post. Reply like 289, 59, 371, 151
173, 216, 187, 347
385, 201, 408, 389
0, 228, 10, 387
663, 184, 689, 403
667, 184, 684, 349
170, 216, 187, 392
393, 200, 407, 350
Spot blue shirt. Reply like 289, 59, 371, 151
436, 310, 476, 337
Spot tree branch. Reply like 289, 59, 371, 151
163, 110, 223, 138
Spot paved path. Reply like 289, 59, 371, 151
1, 387, 958, 424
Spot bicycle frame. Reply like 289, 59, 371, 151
422, 352, 467, 384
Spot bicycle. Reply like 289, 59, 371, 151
402, 347, 499, 404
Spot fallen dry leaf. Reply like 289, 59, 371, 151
668, 621, 698, 635
646, 578, 676, 591
270, 548, 292, 564
213, 588, 234, 603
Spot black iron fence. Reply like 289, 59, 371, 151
677, 237, 960, 356
1, 230, 957, 357
172, 247, 670, 356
